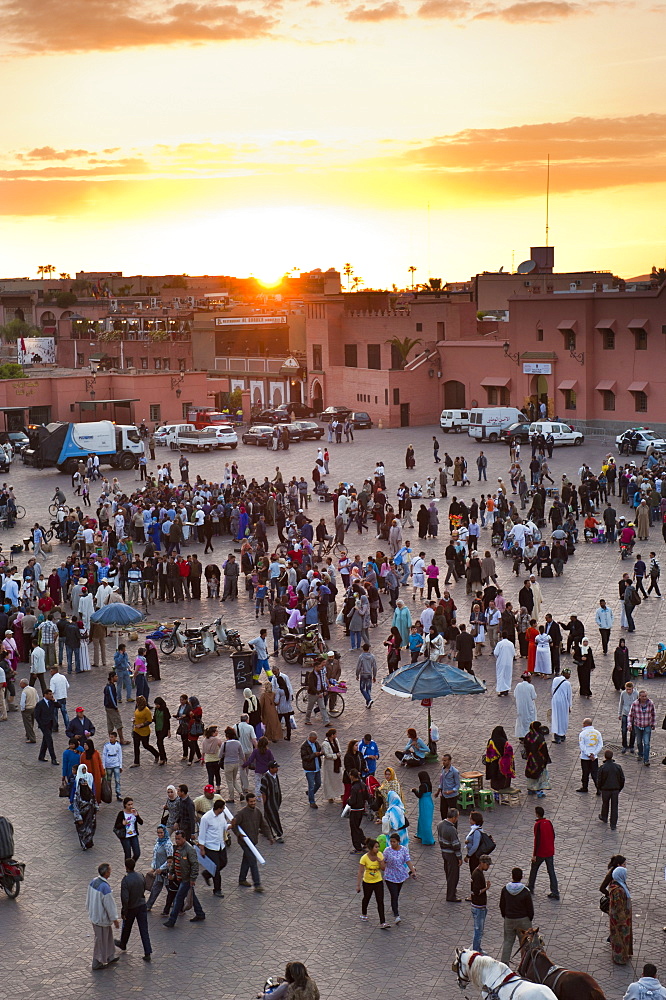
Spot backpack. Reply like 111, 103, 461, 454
476, 830, 496, 855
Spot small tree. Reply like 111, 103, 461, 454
55, 291, 78, 308
165, 274, 189, 289
228, 388, 243, 410
385, 335, 422, 369
0, 363, 26, 380
0, 318, 41, 342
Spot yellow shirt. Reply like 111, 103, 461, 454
360, 851, 384, 883
133, 706, 153, 737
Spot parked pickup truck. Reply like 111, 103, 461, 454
176, 426, 238, 451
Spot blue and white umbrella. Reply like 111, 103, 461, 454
381, 658, 486, 699
91, 603, 144, 627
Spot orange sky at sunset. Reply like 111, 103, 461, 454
0, 0, 664, 285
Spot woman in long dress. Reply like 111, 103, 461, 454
612, 638, 630, 690
534, 627, 552, 677
411, 771, 434, 845
470, 602, 486, 657
523, 720, 551, 797
608, 865, 633, 965
80, 739, 105, 804
525, 620, 539, 673
484, 726, 513, 791
382, 789, 409, 848
321, 728, 343, 803
260, 681, 282, 743
378, 767, 403, 820
573, 637, 595, 698
242, 688, 262, 736
72, 763, 98, 850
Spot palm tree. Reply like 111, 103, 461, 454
36, 266, 47, 280
343, 263, 354, 290
651, 266, 666, 286
59, 272, 71, 280
385, 335, 422, 370
408, 265, 417, 289
42, 265, 56, 281
351, 276, 364, 291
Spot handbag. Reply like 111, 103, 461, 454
182, 887, 194, 911
469, 625, 478, 638
144, 871, 156, 892
58, 778, 70, 798
599, 894, 610, 913
100, 777, 113, 804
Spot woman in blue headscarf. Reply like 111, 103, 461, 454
146, 824, 174, 913
608, 865, 633, 965
411, 771, 435, 845
382, 789, 409, 848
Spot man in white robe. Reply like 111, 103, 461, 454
551, 669, 572, 743
513, 674, 537, 738
78, 588, 95, 632
494, 635, 516, 696
529, 575, 543, 619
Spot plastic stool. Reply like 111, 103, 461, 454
457, 787, 475, 811
476, 788, 495, 810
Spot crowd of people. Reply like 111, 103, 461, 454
2, 427, 665, 998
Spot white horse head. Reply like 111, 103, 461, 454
452, 948, 558, 1000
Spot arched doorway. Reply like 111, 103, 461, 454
272, 387, 283, 407
530, 375, 549, 419
311, 378, 323, 414
443, 380, 466, 408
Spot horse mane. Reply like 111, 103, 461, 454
466, 952, 512, 987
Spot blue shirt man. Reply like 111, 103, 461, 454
358, 735, 380, 776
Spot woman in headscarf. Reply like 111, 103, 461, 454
378, 766, 403, 819
534, 625, 552, 678
80, 738, 105, 804
260, 680, 282, 743
405, 445, 415, 470
470, 601, 486, 658
392, 599, 412, 648
608, 865, 633, 965
271, 669, 294, 740
321, 727, 343, 803
573, 636, 595, 698
71, 763, 98, 850
161, 785, 180, 836
523, 720, 551, 798
384, 625, 402, 673
427, 502, 439, 538
612, 637, 631, 691
411, 771, 434, 845
145, 823, 174, 913
484, 726, 513, 791
342, 739, 366, 806
242, 687, 262, 736
237, 504, 249, 541
2, 630, 18, 675
416, 504, 429, 540
517, 607, 531, 658
382, 789, 409, 848
11, 610, 25, 664
145, 638, 161, 681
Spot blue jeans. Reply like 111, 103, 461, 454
58, 637, 66, 665
621, 716, 635, 750
54, 699, 69, 730
305, 769, 322, 804
66, 647, 81, 673
239, 842, 261, 886
272, 624, 281, 653
116, 670, 133, 701
471, 905, 487, 951
635, 726, 651, 763
359, 677, 373, 705
350, 630, 362, 650
165, 879, 205, 925
106, 766, 122, 798
399, 564, 410, 585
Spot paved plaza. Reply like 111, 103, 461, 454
1, 425, 666, 1000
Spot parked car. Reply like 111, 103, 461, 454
615, 427, 666, 455
529, 420, 584, 446
255, 409, 291, 424
350, 411, 373, 429
276, 402, 317, 419
319, 405, 351, 422
154, 422, 195, 447
5, 431, 29, 453
242, 424, 302, 446
501, 421, 532, 444
290, 420, 324, 440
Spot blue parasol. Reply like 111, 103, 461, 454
90, 603, 145, 627
381, 658, 486, 699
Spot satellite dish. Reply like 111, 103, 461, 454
517, 260, 537, 274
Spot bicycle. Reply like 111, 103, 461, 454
295, 683, 345, 719
14, 504, 26, 520
48, 502, 70, 517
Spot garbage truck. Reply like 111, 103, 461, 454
23, 420, 144, 474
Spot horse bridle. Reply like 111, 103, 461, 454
455, 951, 523, 1000
518, 937, 567, 993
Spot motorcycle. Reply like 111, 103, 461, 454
159, 621, 186, 655
165, 618, 244, 662
280, 625, 327, 664
0, 858, 25, 898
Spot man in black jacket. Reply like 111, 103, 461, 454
175, 784, 196, 841
300, 732, 323, 808
597, 749, 625, 831
347, 768, 368, 853
499, 867, 534, 963
115, 858, 152, 961
544, 615, 562, 674
455, 625, 475, 675
559, 614, 584, 655
34, 689, 58, 764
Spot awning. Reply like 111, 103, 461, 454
628, 318, 648, 330
595, 380, 616, 392
557, 319, 577, 331
480, 376, 511, 387
595, 319, 616, 331
73, 398, 140, 405
627, 381, 649, 393
557, 379, 578, 391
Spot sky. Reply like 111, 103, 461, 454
0, 0, 664, 287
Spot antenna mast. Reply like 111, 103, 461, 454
545, 154, 550, 247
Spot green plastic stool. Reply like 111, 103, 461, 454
457, 786, 475, 811
476, 788, 495, 810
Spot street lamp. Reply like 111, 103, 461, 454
85, 374, 97, 400
502, 341, 520, 364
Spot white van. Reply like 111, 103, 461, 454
162, 423, 195, 449
529, 420, 584, 446
440, 409, 470, 432
468, 406, 524, 442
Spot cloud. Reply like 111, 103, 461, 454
417, 0, 471, 17
1, 0, 275, 53
0, 159, 148, 180
18, 146, 90, 161
346, 1, 405, 18
475, 0, 582, 20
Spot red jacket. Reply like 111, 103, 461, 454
533, 817, 555, 857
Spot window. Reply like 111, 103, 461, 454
344, 344, 357, 367
162, 358, 170, 370
633, 390, 648, 413
393, 388, 400, 405
367, 344, 381, 369
562, 330, 576, 350
28, 405, 51, 424
312, 344, 322, 370
154, 358, 161, 370
602, 330, 615, 350
635, 329, 647, 350
76, 353, 84, 366
486, 387, 509, 406
149, 404, 161, 422
182, 402, 192, 419
662, 325, 666, 336
140, 357, 148, 369
178, 358, 186, 371
564, 389, 576, 410
602, 390, 615, 411
384, 389, 388, 405
536, 328, 544, 342
436, 322, 445, 339
415, 323, 422, 332
125, 357, 133, 368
